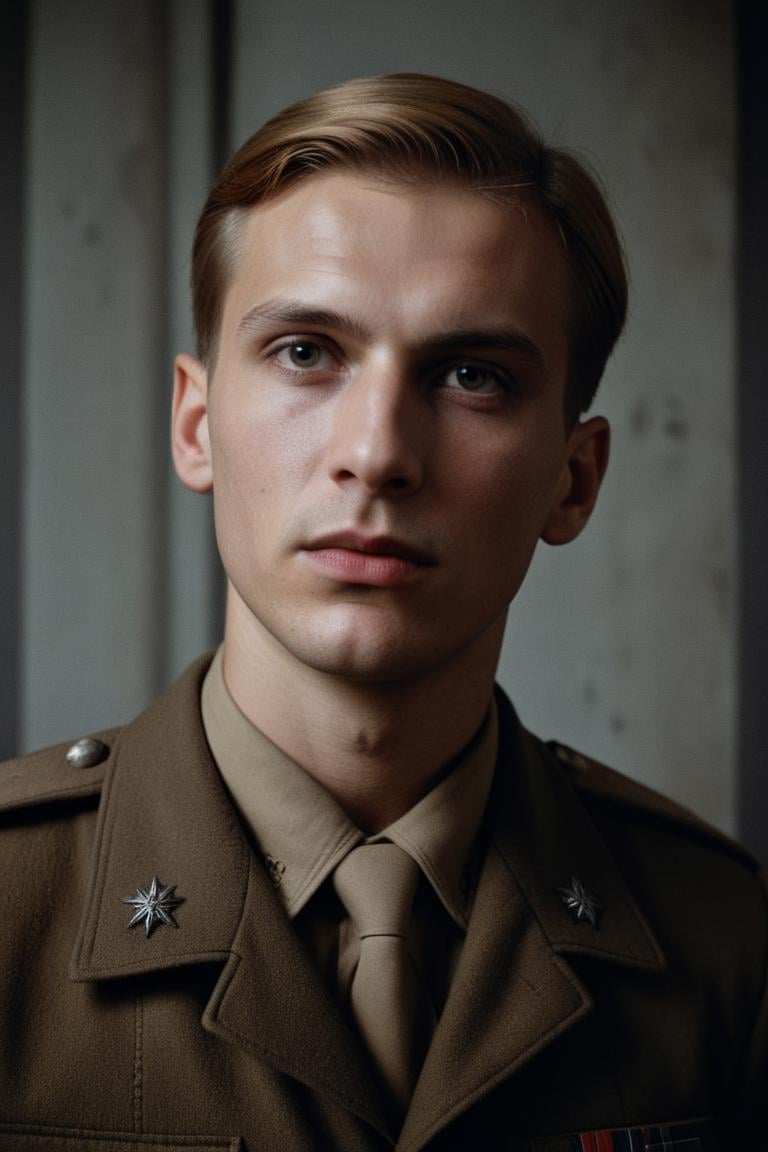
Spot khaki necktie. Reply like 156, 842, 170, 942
332, 842, 436, 1111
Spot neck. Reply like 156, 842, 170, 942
221, 591, 504, 833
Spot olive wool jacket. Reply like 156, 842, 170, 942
0, 653, 765, 1151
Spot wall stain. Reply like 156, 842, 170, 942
663, 396, 689, 441
83, 221, 103, 247
630, 399, 652, 437
664, 417, 689, 441
582, 679, 598, 708
609, 713, 627, 735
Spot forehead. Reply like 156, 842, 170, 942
222, 172, 569, 365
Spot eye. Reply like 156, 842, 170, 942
440, 362, 512, 394
272, 339, 334, 373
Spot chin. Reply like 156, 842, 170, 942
290, 638, 428, 683
273, 617, 443, 683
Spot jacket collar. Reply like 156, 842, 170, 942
201, 643, 498, 930
71, 653, 250, 981
70, 656, 665, 1148
492, 690, 664, 971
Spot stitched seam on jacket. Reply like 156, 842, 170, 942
0, 779, 103, 809
0, 1125, 237, 1147
78, 727, 126, 962
134, 994, 144, 1132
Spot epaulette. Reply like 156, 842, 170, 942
548, 739, 759, 872
0, 728, 119, 815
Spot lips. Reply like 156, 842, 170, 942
299, 534, 433, 588
303, 531, 435, 566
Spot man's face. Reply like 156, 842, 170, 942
177, 172, 603, 685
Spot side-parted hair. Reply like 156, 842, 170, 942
192, 72, 628, 422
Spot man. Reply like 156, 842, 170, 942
0, 73, 764, 1151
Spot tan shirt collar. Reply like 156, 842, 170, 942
201, 646, 497, 930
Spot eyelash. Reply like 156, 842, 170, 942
268, 338, 516, 395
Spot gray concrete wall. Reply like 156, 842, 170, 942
21, 0, 221, 751
22, 0, 170, 749
232, 0, 737, 832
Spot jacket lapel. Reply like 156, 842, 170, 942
203, 850, 394, 1139
70, 654, 393, 1142
397, 688, 666, 1152
70, 655, 249, 979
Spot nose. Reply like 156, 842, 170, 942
325, 361, 426, 497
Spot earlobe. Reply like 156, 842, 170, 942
540, 417, 610, 546
171, 353, 213, 494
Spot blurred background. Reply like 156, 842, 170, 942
2, 0, 766, 862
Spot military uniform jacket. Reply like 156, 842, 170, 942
0, 654, 765, 1151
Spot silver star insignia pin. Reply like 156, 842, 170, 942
123, 875, 184, 937
557, 875, 602, 928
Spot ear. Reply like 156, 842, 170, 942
171, 353, 213, 493
541, 416, 610, 546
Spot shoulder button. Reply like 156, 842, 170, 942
545, 737, 760, 873
550, 741, 589, 773
65, 737, 109, 770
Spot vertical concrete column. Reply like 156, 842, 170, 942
737, 2, 768, 865
0, 2, 27, 758
22, 0, 169, 749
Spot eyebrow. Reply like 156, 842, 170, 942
236, 298, 545, 368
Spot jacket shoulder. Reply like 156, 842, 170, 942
547, 738, 759, 873
0, 728, 119, 815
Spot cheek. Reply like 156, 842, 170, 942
449, 427, 549, 506
450, 437, 563, 551
211, 394, 320, 523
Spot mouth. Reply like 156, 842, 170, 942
303, 531, 435, 566
300, 531, 435, 586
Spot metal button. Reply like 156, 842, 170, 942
65, 736, 109, 770
552, 742, 588, 772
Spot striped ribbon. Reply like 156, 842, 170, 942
572, 1119, 710, 1150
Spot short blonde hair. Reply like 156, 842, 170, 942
192, 72, 627, 421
